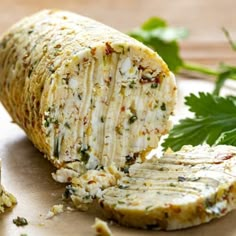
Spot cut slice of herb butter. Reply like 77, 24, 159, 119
0, 160, 16, 213
67, 145, 236, 230
0, 10, 176, 176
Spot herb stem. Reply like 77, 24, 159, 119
182, 62, 219, 77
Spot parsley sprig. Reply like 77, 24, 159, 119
162, 93, 236, 151
128, 18, 236, 95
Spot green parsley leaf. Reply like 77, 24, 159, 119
141, 17, 167, 30
185, 92, 236, 116
213, 64, 236, 95
128, 17, 188, 72
222, 27, 236, 51
162, 93, 236, 151
211, 30, 236, 94
217, 128, 236, 146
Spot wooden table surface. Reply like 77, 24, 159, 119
0, 0, 236, 236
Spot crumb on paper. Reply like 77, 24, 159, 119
38, 222, 45, 226
66, 206, 75, 211
92, 217, 113, 236
46, 204, 64, 219
0, 189, 17, 213
13, 216, 28, 226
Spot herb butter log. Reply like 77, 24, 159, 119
0, 10, 176, 173
0, 160, 16, 213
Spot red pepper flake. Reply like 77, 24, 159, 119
121, 106, 125, 112
154, 76, 161, 84
221, 208, 227, 214
91, 47, 96, 56
213, 161, 223, 164
105, 42, 115, 55
138, 65, 147, 70
25, 109, 29, 116
54, 44, 61, 48
36, 101, 40, 109
99, 200, 104, 208
83, 116, 88, 125
214, 153, 234, 164
221, 153, 234, 161
105, 76, 112, 86
88, 180, 96, 184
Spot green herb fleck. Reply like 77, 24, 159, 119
178, 176, 186, 182
151, 83, 158, 88
129, 80, 136, 88
101, 116, 104, 123
13, 217, 28, 227
145, 205, 153, 211
28, 68, 33, 78
125, 154, 137, 165
78, 93, 82, 100
62, 77, 69, 85
160, 103, 166, 111
118, 200, 125, 204
64, 185, 76, 199
118, 185, 129, 189
129, 115, 138, 124
64, 122, 71, 129
169, 183, 176, 187
78, 146, 90, 164
44, 119, 50, 127
83, 195, 91, 200
121, 166, 130, 174
115, 125, 123, 135
48, 65, 55, 74
53, 137, 60, 158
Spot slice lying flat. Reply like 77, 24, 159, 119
0, 10, 176, 176
0, 160, 16, 213
99, 145, 236, 230
66, 145, 236, 230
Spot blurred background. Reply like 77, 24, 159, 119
1, 0, 236, 65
